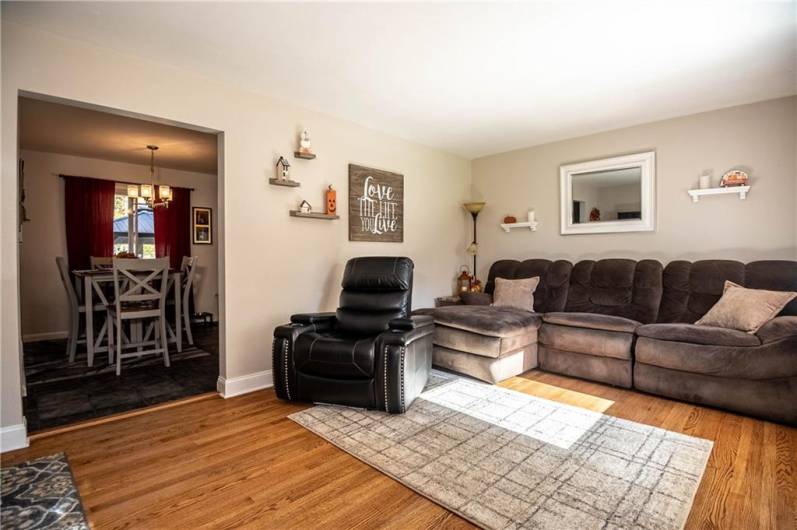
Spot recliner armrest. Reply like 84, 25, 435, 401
388, 315, 433, 331
290, 312, 337, 325
756, 316, 797, 344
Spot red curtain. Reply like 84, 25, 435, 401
63, 175, 115, 270
154, 186, 191, 269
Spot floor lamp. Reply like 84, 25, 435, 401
464, 202, 485, 279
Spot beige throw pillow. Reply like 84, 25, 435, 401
493, 277, 540, 312
696, 281, 797, 333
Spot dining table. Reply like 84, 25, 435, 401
72, 268, 183, 367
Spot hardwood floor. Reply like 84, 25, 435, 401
3, 369, 795, 529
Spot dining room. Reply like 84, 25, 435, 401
17, 95, 222, 432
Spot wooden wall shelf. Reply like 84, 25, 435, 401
269, 178, 301, 187
294, 152, 316, 160
289, 210, 338, 220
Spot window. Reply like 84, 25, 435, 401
114, 186, 156, 258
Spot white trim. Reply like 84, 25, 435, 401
1, 423, 29, 453
23, 331, 68, 343
560, 151, 656, 235
217, 370, 273, 398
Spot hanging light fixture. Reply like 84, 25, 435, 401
127, 145, 171, 208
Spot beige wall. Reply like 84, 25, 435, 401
19, 150, 219, 340
471, 96, 797, 279
1, 23, 472, 432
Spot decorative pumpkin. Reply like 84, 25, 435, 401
589, 207, 601, 222
326, 185, 337, 214
503, 215, 517, 224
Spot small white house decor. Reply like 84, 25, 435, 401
276, 156, 291, 180
560, 151, 656, 235
349, 164, 404, 242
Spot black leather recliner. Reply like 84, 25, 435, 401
273, 257, 434, 413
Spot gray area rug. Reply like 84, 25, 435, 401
290, 371, 713, 530
0, 453, 89, 530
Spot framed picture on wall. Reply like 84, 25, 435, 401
193, 207, 212, 245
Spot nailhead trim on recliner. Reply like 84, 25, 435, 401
282, 338, 291, 400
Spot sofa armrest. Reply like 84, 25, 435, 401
461, 292, 492, 306
290, 312, 337, 325
756, 316, 797, 344
388, 315, 434, 331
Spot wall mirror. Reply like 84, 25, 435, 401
560, 151, 655, 235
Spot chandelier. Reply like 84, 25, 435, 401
127, 145, 171, 208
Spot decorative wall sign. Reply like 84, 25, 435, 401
193, 207, 212, 245
348, 164, 404, 242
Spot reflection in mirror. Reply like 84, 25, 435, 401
571, 168, 642, 224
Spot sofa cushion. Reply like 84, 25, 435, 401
695, 281, 796, 333
636, 323, 760, 347
426, 305, 542, 337
543, 312, 641, 333
635, 337, 797, 380
493, 276, 539, 312
539, 323, 633, 360
756, 316, 797, 344
564, 259, 663, 324
294, 332, 376, 379
434, 324, 537, 359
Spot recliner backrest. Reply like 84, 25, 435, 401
657, 259, 797, 323
485, 259, 572, 313
336, 256, 413, 334
565, 259, 663, 324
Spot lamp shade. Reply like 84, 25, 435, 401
127, 184, 139, 198
466, 242, 478, 255
140, 183, 153, 199
464, 202, 486, 215
159, 184, 172, 200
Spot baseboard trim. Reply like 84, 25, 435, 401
1, 423, 29, 453
23, 331, 68, 342
217, 370, 273, 398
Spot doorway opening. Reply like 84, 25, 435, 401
17, 93, 224, 432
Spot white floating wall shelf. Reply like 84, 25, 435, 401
501, 210, 539, 233
687, 186, 750, 203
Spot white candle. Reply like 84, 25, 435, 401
528, 210, 535, 223
699, 175, 711, 189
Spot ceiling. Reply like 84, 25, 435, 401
5, 2, 796, 159
19, 97, 218, 174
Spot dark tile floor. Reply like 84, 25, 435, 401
23, 325, 219, 432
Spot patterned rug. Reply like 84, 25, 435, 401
290, 371, 713, 530
25, 343, 211, 388
0, 453, 89, 529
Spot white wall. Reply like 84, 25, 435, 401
471, 96, 797, 279
19, 149, 219, 340
1, 22, 472, 434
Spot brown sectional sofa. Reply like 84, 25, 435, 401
418, 258, 797, 425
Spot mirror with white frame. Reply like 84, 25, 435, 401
560, 151, 655, 235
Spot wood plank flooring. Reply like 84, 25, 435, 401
3, 369, 795, 529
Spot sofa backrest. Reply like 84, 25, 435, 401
564, 259, 664, 324
485, 259, 572, 313
657, 259, 797, 323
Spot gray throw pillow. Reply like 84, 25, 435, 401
696, 281, 797, 333
493, 277, 540, 312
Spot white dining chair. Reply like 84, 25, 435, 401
166, 256, 199, 346
107, 257, 170, 376
56, 257, 109, 363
